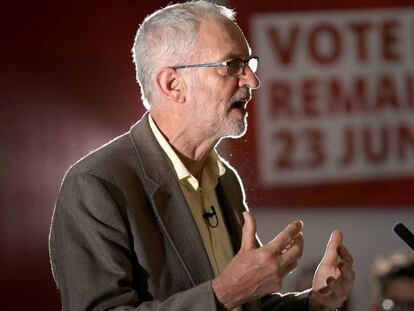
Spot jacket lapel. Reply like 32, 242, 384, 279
129, 113, 214, 286
216, 170, 263, 311
216, 175, 244, 253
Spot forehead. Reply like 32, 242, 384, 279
197, 17, 250, 60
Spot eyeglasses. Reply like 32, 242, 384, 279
381, 298, 414, 311
172, 56, 259, 77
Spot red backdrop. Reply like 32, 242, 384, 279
1, 1, 164, 309
227, 0, 414, 207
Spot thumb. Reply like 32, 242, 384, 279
321, 230, 343, 265
240, 212, 257, 251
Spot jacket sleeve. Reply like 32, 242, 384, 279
260, 291, 309, 310
49, 172, 217, 311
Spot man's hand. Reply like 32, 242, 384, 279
212, 212, 304, 310
309, 231, 355, 311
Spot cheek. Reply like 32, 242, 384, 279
190, 72, 238, 110
211, 81, 237, 106
216, 66, 228, 77
191, 74, 215, 99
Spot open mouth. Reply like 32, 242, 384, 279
230, 98, 248, 110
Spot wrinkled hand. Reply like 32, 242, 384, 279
212, 212, 304, 310
309, 231, 354, 311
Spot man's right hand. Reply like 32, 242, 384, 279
212, 212, 304, 310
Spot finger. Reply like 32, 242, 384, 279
274, 234, 303, 276
327, 277, 350, 307
266, 220, 303, 253
285, 261, 298, 274
317, 285, 331, 295
337, 245, 355, 285
326, 277, 343, 298
240, 212, 257, 251
338, 245, 353, 265
310, 290, 340, 310
321, 230, 343, 266
338, 261, 355, 284
280, 232, 304, 271
315, 285, 343, 308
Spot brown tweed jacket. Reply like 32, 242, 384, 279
49, 112, 308, 310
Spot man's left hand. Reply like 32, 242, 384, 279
309, 230, 355, 311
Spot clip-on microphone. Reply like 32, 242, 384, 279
203, 205, 219, 228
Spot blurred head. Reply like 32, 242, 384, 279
370, 252, 414, 311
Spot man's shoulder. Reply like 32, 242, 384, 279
65, 114, 151, 180
65, 130, 138, 182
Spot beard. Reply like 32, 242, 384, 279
224, 114, 248, 138
209, 100, 249, 139
222, 86, 251, 138
188, 74, 251, 139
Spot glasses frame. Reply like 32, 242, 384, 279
172, 56, 259, 77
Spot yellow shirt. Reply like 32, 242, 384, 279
148, 114, 235, 276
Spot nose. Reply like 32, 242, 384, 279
239, 65, 260, 89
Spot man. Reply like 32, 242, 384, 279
49, 1, 354, 310
370, 252, 414, 311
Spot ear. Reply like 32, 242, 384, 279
155, 67, 186, 103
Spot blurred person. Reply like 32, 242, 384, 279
370, 252, 414, 311
49, 1, 354, 310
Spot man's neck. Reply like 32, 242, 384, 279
150, 110, 218, 181
175, 152, 205, 182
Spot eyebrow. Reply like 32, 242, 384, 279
220, 53, 251, 61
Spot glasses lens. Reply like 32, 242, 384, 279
248, 57, 258, 73
227, 57, 259, 76
228, 59, 244, 76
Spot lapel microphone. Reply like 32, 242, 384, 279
203, 205, 219, 228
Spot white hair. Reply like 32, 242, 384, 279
131, 1, 236, 109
